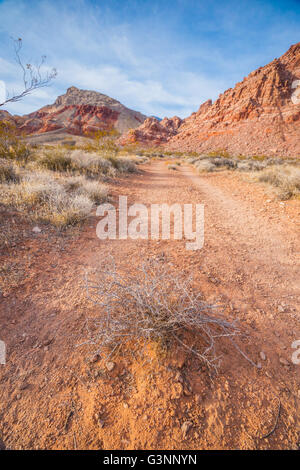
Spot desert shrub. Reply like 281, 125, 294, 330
106, 155, 137, 173
38, 149, 73, 172
252, 155, 268, 161
0, 159, 19, 183
123, 154, 149, 165
17, 173, 62, 206
74, 178, 108, 203
258, 166, 300, 199
0, 169, 106, 227
194, 160, 217, 172
46, 192, 93, 227
70, 150, 114, 177
237, 160, 266, 172
207, 149, 230, 158
168, 164, 178, 170
84, 258, 237, 370
210, 157, 236, 169
0, 121, 30, 163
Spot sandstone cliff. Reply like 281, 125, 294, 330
121, 43, 300, 157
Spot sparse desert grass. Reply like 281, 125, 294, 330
34, 147, 138, 178
188, 152, 300, 200
0, 159, 19, 183
71, 177, 108, 203
258, 166, 300, 200
194, 160, 219, 172
70, 150, 115, 177
190, 153, 299, 177
0, 121, 31, 163
105, 155, 137, 173
84, 257, 238, 370
0, 138, 140, 229
236, 160, 266, 171
37, 148, 73, 172
0, 168, 108, 227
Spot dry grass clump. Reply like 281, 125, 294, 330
35, 148, 138, 178
66, 176, 108, 203
194, 160, 218, 172
129, 155, 149, 164
187, 153, 300, 200
84, 258, 238, 370
191, 156, 237, 173
0, 169, 108, 227
38, 148, 73, 172
0, 159, 19, 183
0, 122, 31, 163
258, 166, 300, 200
236, 160, 266, 172
70, 150, 115, 177
106, 155, 137, 173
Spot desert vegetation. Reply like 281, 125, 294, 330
84, 257, 238, 371
257, 166, 300, 200
187, 153, 300, 200
0, 122, 142, 228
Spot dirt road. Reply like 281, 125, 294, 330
0, 161, 299, 449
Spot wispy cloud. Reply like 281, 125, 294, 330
0, 0, 299, 117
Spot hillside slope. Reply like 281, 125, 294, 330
121, 43, 300, 157
0, 87, 147, 136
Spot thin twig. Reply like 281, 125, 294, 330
261, 397, 281, 439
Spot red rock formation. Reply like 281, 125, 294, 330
120, 43, 300, 157
167, 42, 300, 157
0, 87, 147, 137
119, 115, 183, 146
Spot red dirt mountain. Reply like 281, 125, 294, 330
119, 115, 183, 146
0, 87, 147, 136
121, 43, 300, 157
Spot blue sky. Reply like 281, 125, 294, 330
0, 0, 299, 118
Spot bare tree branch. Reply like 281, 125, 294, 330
0, 38, 57, 107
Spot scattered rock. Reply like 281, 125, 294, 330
94, 413, 105, 428
279, 357, 289, 366
195, 394, 202, 405
98, 419, 105, 428
181, 421, 193, 437
19, 382, 29, 391
32, 226, 42, 233
43, 337, 54, 347
105, 361, 115, 372
175, 371, 184, 383
260, 351, 266, 361
89, 353, 100, 364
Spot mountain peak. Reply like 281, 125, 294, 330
0, 88, 147, 136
